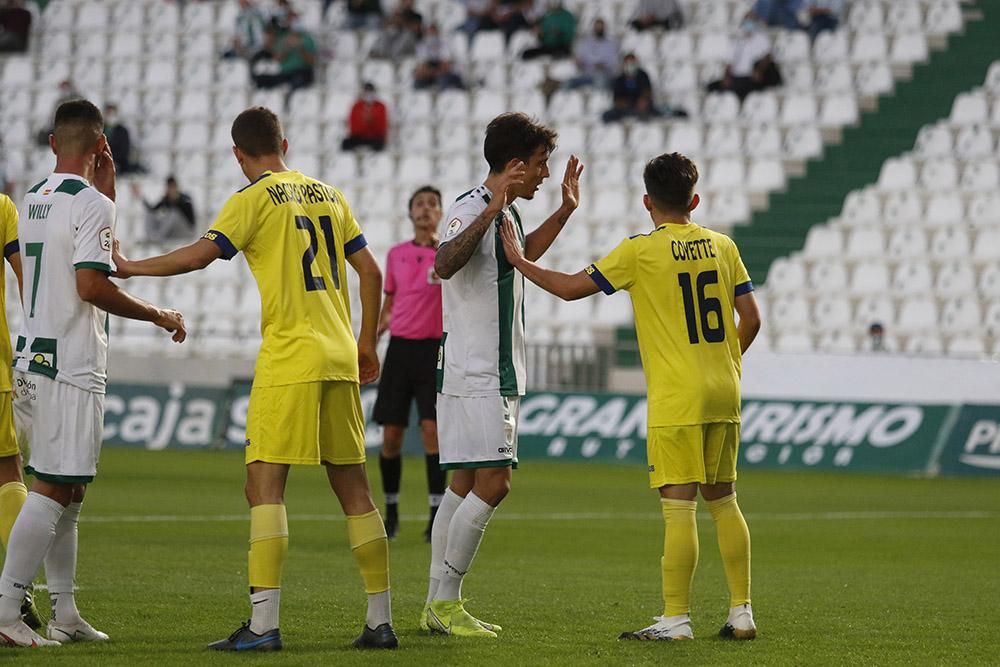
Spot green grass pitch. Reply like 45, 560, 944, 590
4, 448, 999, 665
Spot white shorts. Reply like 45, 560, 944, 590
13, 371, 104, 483
437, 394, 520, 470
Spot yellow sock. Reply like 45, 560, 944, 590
661, 498, 699, 617
0, 481, 27, 550
707, 493, 751, 607
248, 504, 288, 590
347, 510, 389, 594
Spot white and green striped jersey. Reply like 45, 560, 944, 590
437, 184, 526, 398
14, 173, 116, 393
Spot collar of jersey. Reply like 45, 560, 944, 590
50, 171, 91, 186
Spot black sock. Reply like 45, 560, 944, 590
380, 454, 402, 516
425, 453, 446, 517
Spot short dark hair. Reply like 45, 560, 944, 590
231, 106, 284, 157
408, 185, 442, 211
52, 99, 103, 155
643, 152, 699, 212
483, 113, 557, 173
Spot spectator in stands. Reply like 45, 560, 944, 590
223, 0, 267, 59
413, 23, 465, 90
370, 0, 424, 60
342, 82, 389, 152
522, 1, 576, 60
269, 0, 299, 33
492, 0, 537, 44
801, 0, 844, 41
35, 79, 82, 146
251, 25, 317, 110
867, 322, 889, 353
564, 18, 618, 89
706, 16, 781, 102
750, 0, 802, 30
103, 104, 140, 175
603, 53, 685, 122
630, 0, 684, 32
0, 0, 31, 53
133, 177, 197, 243
345, 0, 383, 30
456, 0, 493, 41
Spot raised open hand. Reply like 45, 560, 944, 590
560, 154, 584, 211
499, 215, 525, 268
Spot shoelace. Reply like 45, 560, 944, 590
229, 620, 252, 642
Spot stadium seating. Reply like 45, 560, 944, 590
760, 57, 1000, 359
0, 0, 971, 356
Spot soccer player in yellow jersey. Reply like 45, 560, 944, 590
113, 107, 397, 651
498, 153, 762, 641
0, 194, 43, 631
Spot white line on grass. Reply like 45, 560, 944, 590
80, 510, 999, 524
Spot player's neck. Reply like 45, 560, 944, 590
53, 155, 94, 182
413, 228, 437, 247
651, 212, 691, 227
244, 157, 289, 182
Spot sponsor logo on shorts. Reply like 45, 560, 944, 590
497, 446, 513, 455
648, 465, 655, 472
244, 438, 251, 447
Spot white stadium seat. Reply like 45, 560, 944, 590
808, 261, 849, 291
765, 257, 807, 294
855, 295, 895, 327
892, 261, 934, 292
891, 33, 928, 65
919, 158, 960, 191
961, 160, 1000, 191
886, 228, 928, 260
844, 228, 885, 259
897, 297, 939, 333
934, 261, 976, 294
950, 92, 989, 126
940, 297, 982, 334
929, 227, 971, 260
840, 189, 882, 226
876, 157, 917, 190
802, 225, 843, 259
850, 263, 890, 295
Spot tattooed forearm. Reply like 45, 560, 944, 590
434, 207, 498, 279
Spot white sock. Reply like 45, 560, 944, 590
45, 501, 83, 626
427, 488, 463, 605
435, 492, 495, 602
249, 589, 280, 634
0, 492, 64, 624
367, 590, 391, 628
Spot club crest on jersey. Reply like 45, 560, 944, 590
445, 218, 462, 239
99, 227, 113, 251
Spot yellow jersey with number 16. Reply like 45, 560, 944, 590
587, 222, 752, 428
203, 170, 367, 388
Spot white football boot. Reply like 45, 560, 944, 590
48, 618, 110, 643
0, 618, 61, 647
719, 603, 757, 640
619, 614, 694, 641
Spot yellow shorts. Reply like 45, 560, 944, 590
245, 381, 366, 466
0, 391, 17, 458
647, 422, 740, 488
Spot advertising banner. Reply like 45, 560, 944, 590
933, 404, 1000, 476
97, 382, 997, 476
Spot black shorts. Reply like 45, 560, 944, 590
372, 337, 440, 426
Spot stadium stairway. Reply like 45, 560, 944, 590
733, 0, 1000, 283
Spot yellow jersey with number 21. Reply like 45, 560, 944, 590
203, 170, 368, 388
587, 222, 753, 428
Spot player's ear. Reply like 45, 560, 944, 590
281, 138, 288, 156
232, 145, 243, 165
48, 133, 57, 155
688, 193, 700, 212
642, 193, 652, 212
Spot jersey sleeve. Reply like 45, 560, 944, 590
0, 196, 17, 259
729, 238, 753, 297
336, 195, 367, 257
587, 238, 638, 294
439, 203, 493, 255
202, 193, 254, 260
72, 196, 115, 273
383, 248, 397, 295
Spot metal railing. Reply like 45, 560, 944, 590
524, 342, 614, 392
